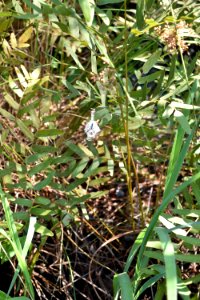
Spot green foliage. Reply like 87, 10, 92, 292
0, 0, 199, 298
0, 186, 35, 299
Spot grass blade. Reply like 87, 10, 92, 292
155, 227, 177, 300
8, 217, 37, 295
136, 170, 200, 266
0, 185, 35, 299
134, 273, 164, 300
124, 229, 146, 272
164, 126, 194, 199
113, 272, 133, 300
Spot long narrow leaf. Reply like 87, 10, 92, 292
164, 126, 194, 198
124, 229, 146, 272
136, 170, 200, 273
0, 186, 35, 299
155, 227, 177, 300
114, 272, 133, 300
8, 217, 37, 295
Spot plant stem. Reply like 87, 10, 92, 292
124, 0, 135, 231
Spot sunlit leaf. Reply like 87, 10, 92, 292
9, 76, 24, 98
97, 0, 123, 4
142, 50, 161, 74
4, 93, 20, 110
10, 32, 17, 48
78, 0, 95, 26
16, 119, 34, 141
34, 223, 54, 236
36, 129, 64, 138
18, 26, 34, 44
174, 110, 191, 134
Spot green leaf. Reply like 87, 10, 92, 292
0, 18, 13, 32
65, 178, 87, 192
0, 186, 35, 299
162, 106, 174, 118
26, 153, 48, 164
32, 145, 57, 153
192, 181, 200, 205
31, 207, 52, 216
88, 177, 110, 187
29, 109, 40, 129
28, 158, 53, 176
13, 212, 29, 221
146, 0, 155, 10
136, 0, 145, 29
90, 190, 109, 198
33, 171, 55, 190
84, 158, 101, 177
156, 227, 177, 300
4, 93, 20, 110
15, 198, 33, 208
172, 208, 200, 218
12, 297, 30, 300
128, 116, 145, 130
165, 127, 184, 193
53, 5, 73, 16
78, 0, 95, 26
142, 50, 161, 74
21, 0, 42, 13
0, 107, 15, 121
63, 80, 80, 97
0, 291, 11, 298
164, 125, 195, 200
124, 229, 146, 272
16, 119, 34, 141
59, 160, 76, 178
54, 21, 69, 33
77, 143, 94, 158
134, 273, 164, 300
0, 165, 15, 178
16, 13, 39, 19
65, 141, 86, 157
0, 12, 14, 17
113, 272, 133, 300
34, 197, 51, 206
97, 0, 124, 4
135, 170, 200, 275
34, 223, 54, 237
166, 55, 176, 86
174, 110, 191, 134
95, 7, 110, 25
71, 157, 89, 178
170, 101, 200, 110
176, 235, 200, 247
65, 42, 85, 70
175, 254, 200, 263
67, 194, 90, 207
138, 71, 162, 84
68, 16, 79, 39
52, 154, 73, 165
36, 129, 64, 137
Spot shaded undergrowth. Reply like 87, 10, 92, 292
0, 0, 200, 299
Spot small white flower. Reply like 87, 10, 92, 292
84, 109, 101, 141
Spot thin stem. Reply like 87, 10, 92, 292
124, 0, 135, 230
131, 156, 145, 227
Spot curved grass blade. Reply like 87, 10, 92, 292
0, 186, 35, 299
136, 170, 200, 271
113, 272, 133, 300
8, 217, 37, 296
134, 273, 164, 300
124, 229, 146, 272
155, 227, 177, 300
